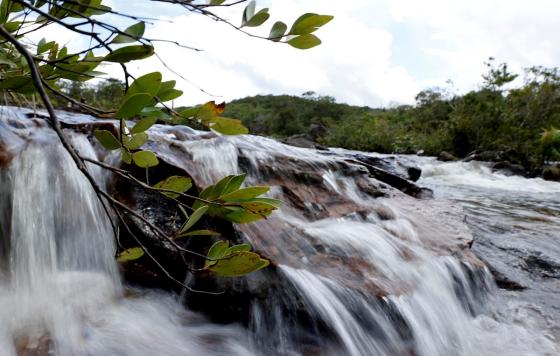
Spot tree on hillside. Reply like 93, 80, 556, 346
0, 0, 332, 289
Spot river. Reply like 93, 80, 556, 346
0, 106, 559, 355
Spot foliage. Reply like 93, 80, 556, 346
540, 127, 560, 163
221, 61, 560, 170
0, 0, 332, 282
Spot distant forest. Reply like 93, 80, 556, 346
39, 59, 560, 171
224, 61, 560, 170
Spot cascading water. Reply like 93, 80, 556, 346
1, 106, 559, 355
170, 132, 560, 356
0, 110, 254, 355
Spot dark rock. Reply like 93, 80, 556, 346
343, 153, 423, 182
407, 166, 422, 182
483, 261, 526, 290
438, 151, 458, 162
492, 161, 526, 176
307, 123, 327, 140
542, 164, 560, 182
522, 254, 560, 278
15, 334, 52, 356
464, 149, 524, 165
345, 158, 432, 199
281, 134, 328, 150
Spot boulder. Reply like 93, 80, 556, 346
341, 153, 423, 182
438, 151, 458, 162
464, 149, 524, 165
542, 164, 560, 182
281, 134, 328, 150
15, 335, 52, 356
307, 123, 327, 140
492, 161, 526, 176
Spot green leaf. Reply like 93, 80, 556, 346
177, 229, 220, 238
212, 197, 281, 224
131, 117, 158, 134
242, 0, 256, 25
209, 117, 249, 135
225, 244, 251, 255
104, 45, 154, 63
0, 1, 8, 23
153, 176, 192, 199
4, 21, 21, 33
125, 72, 162, 99
209, 0, 226, 4
37, 38, 55, 54
0, 75, 33, 92
125, 132, 148, 150
115, 93, 153, 119
157, 80, 176, 92
132, 150, 159, 168
237, 200, 279, 214
221, 186, 269, 201
157, 88, 183, 102
205, 240, 229, 267
0, 56, 16, 68
244, 8, 269, 27
245, 197, 283, 208
94, 130, 121, 150
221, 202, 277, 223
121, 148, 133, 164
112, 21, 145, 43
221, 174, 246, 196
192, 186, 215, 210
209, 176, 233, 199
209, 251, 269, 277
117, 247, 144, 262
180, 205, 209, 233
269, 21, 287, 41
289, 13, 333, 35
287, 34, 321, 50
139, 107, 170, 119
192, 174, 246, 210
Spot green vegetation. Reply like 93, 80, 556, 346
224, 60, 560, 170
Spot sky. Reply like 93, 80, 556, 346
33, 0, 560, 108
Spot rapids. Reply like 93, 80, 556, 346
0, 106, 559, 355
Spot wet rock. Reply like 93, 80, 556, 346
14, 335, 52, 356
342, 154, 423, 182
464, 149, 523, 164
492, 161, 526, 176
307, 123, 327, 140
345, 158, 432, 198
407, 166, 422, 182
522, 253, 560, 279
438, 151, 458, 162
0, 117, 29, 167
281, 134, 328, 150
542, 164, 560, 182
482, 260, 526, 290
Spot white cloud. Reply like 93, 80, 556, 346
25, 0, 560, 107
385, 0, 560, 91
107, 0, 421, 107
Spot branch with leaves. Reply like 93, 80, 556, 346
0, 0, 332, 289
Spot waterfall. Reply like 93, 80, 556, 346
0, 110, 254, 355
0, 106, 558, 355
160, 130, 560, 356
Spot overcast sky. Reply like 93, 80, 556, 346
39, 0, 560, 107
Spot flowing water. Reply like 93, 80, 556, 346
417, 158, 560, 344
0, 106, 559, 355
